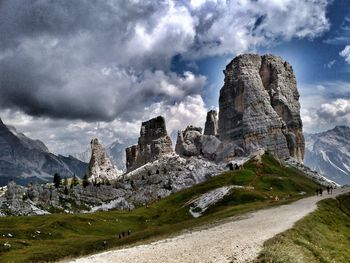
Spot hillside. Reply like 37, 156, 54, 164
257, 192, 350, 262
0, 154, 320, 262
305, 126, 350, 185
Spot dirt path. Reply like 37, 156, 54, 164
69, 187, 349, 263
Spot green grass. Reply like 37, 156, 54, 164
0, 154, 320, 262
255, 193, 350, 263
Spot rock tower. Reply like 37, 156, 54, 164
87, 138, 121, 183
204, 110, 218, 136
218, 54, 304, 162
125, 116, 173, 171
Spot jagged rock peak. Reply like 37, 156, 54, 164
87, 138, 121, 182
125, 116, 173, 172
204, 110, 218, 136
218, 54, 304, 162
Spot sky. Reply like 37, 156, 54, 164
1, 0, 350, 156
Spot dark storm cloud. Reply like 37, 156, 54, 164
0, 0, 331, 122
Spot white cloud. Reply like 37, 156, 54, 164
299, 81, 350, 132
324, 59, 336, 68
1, 95, 208, 155
340, 45, 350, 63
144, 95, 208, 135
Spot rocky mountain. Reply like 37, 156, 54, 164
87, 138, 122, 183
0, 118, 88, 186
218, 54, 304, 162
304, 126, 350, 185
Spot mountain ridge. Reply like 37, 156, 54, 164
0, 118, 88, 186
304, 125, 350, 184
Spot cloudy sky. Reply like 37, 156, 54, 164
1, 0, 350, 156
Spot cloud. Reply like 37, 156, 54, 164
0, 0, 331, 122
340, 45, 350, 64
324, 59, 336, 68
324, 12, 350, 45
300, 81, 350, 132
317, 99, 350, 123
1, 95, 208, 155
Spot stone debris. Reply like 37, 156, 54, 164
189, 186, 234, 218
284, 157, 339, 187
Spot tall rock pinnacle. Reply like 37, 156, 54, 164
125, 116, 173, 171
218, 54, 304, 162
87, 138, 121, 182
204, 110, 218, 136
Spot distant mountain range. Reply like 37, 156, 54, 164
0, 118, 88, 186
2, 114, 349, 186
304, 126, 350, 185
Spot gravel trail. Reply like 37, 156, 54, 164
69, 187, 349, 263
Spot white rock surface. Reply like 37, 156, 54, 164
189, 186, 234, 218
284, 157, 339, 187
87, 138, 122, 183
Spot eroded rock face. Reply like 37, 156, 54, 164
126, 116, 173, 171
87, 138, 122, 183
218, 54, 304, 162
175, 126, 222, 161
204, 110, 218, 136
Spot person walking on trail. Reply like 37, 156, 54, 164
320, 188, 323, 196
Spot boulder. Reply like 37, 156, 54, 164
175, 126, 222, 161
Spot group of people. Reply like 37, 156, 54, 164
118, 229, 131, 239
316, 185, 334, 196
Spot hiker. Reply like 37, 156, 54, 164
128, 229, 131, 235
315, 189, 319, 196
320, 188, 323, 196
326, 186, 330, 194
102, 240, 107, 247
330, 186, 333, 194
122, 232, 125, 237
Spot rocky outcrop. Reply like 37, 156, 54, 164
204, 110, 218, 136
121, 153, 224, 206
175, 126, 221, 161
0, 181, 131, 216
218, 54, 304, 162
126, 116, 173, 171
87, 138, 122, 183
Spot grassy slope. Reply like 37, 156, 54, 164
256, 193, 350, 263
0, 154, 319, 262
